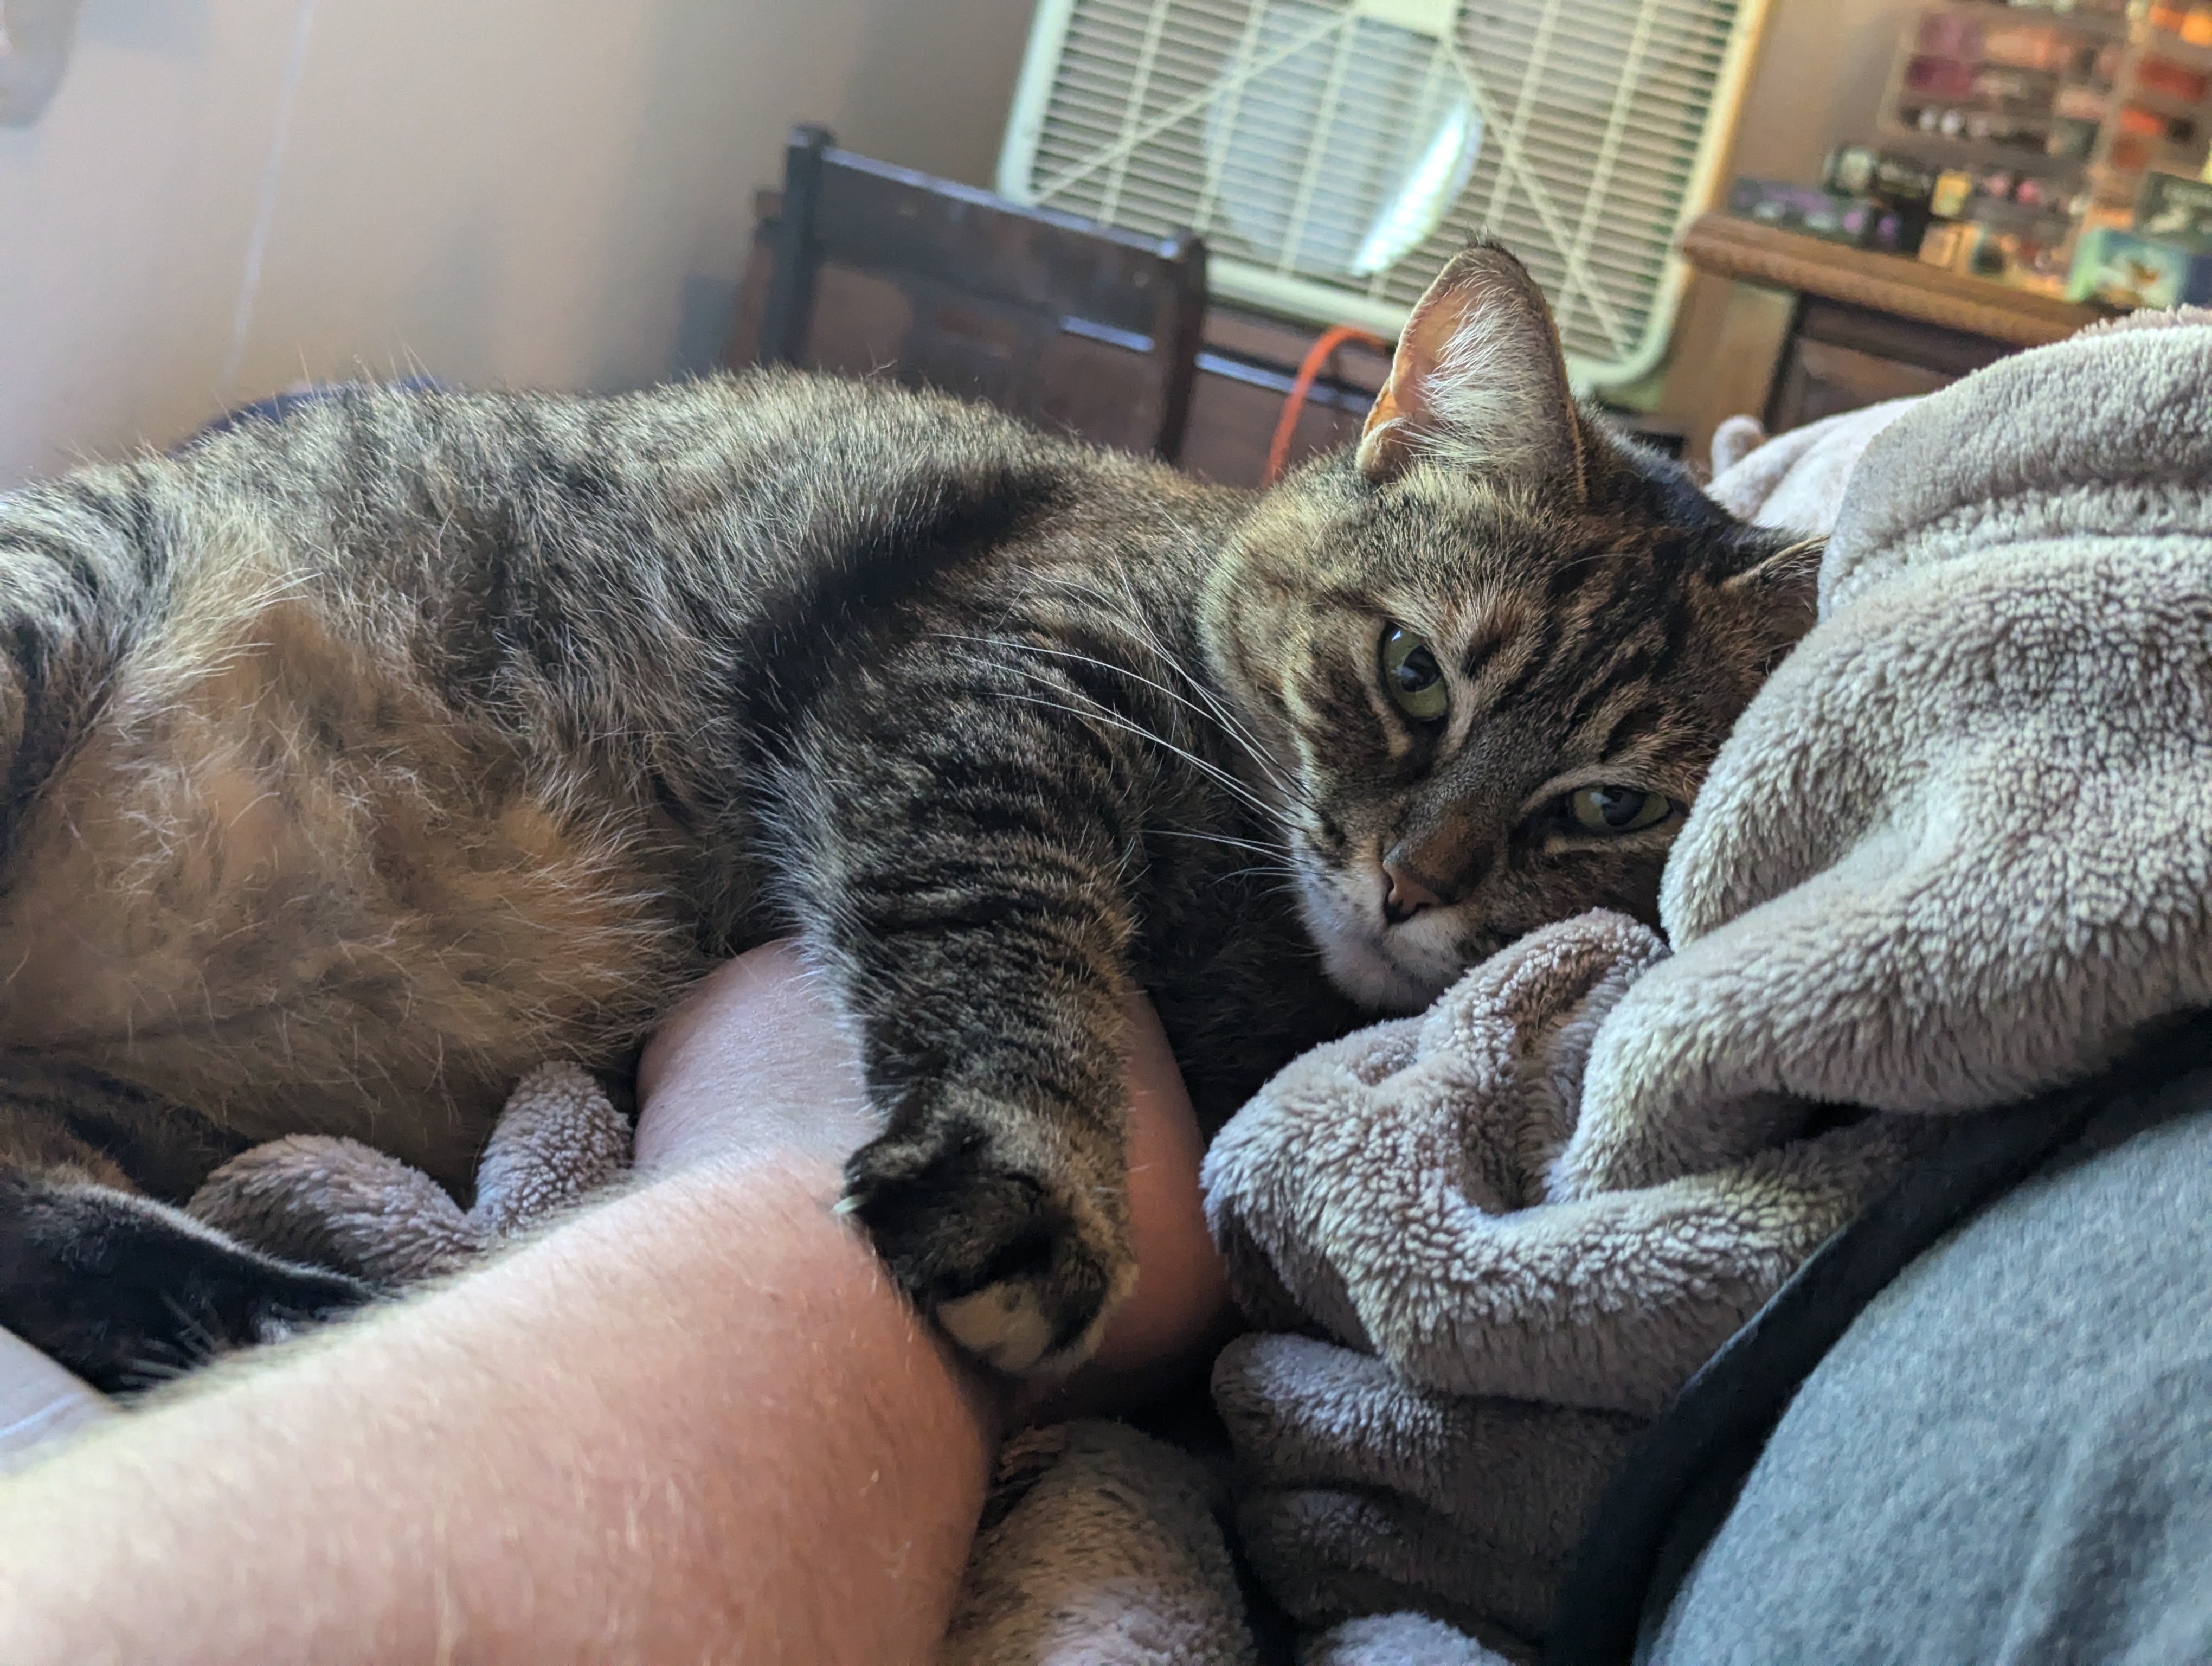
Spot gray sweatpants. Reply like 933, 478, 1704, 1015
1647, 1082, 2212, 1664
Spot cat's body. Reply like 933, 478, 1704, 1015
0, 248, 1817, 1387
0, 371, 1320, 1176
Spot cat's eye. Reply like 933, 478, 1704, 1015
1567, 785, 1673, 834
1380, 624, 1448, 723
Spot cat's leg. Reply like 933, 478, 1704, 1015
775, 675, 1171, 1379
0, 1067, 371, 1394
0, 1167, 373, 1393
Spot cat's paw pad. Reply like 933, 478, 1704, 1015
841, 1123, 1134, 1377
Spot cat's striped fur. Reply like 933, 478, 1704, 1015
0, 246, 1815, 1386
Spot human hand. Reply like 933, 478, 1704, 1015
634, 943, 1231, 1414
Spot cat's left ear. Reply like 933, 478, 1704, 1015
1358, 241, 1585, 498
1720, 534, 1824, 644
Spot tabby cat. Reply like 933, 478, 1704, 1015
0, 245, 1815, 1389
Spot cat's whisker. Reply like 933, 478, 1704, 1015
997, 689, 1278, 821
1149, 826, 1287, 860
1218, 865, 1304, 892
1011, 567, 1294, 776
157, 1295, 227, 1369
989, 688, 1283, 824
1118, 606, 1287, 777
941, 638, 1282, 821
934, 628, 1298, 807
1028, 575, 1300, 803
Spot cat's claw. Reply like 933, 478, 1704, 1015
841, 1119, 1134, 1378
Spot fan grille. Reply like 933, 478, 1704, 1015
1002, 0, 1758, 383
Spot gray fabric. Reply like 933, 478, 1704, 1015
1206, 914, 1912, 1421
1300, 1612, 1516, 1664
1197, 310, 2212, 1659
1572, 310, 2212, 1200
187, 1061, 631, 1283
1216, 1330, 1638, 1659
1702, 400, 1916, 539
1648, 1081, 2212, 1665
1201, 913, 1911, 1654
0, 1321, 114, 1476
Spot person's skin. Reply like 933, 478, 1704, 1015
0, 943, 1229, 1664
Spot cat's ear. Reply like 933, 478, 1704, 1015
1357, 241, 1585, 497
1720, 534, 1824, 644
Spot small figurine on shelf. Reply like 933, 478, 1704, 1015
2065, 226, 2212, 307
2135, 170, 2212, 247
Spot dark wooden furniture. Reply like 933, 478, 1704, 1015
1678, 212, 2110, 435
732, 125, 1207, 461
725, 140, 1695, 484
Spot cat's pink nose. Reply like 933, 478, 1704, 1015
1382, 862, 1445, 925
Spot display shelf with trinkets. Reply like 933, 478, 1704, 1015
1661, 1, 2212, 454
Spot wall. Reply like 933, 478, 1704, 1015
1651, 0, 1923, 458
0, 0, 1921, 487
1729, 0, 1918, 187
0, 0, 1038, 486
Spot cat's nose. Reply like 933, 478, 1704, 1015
1382, 861, 1446, 924
1382, 822, 1494, 924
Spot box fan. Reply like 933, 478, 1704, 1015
999, 0, 1772, 390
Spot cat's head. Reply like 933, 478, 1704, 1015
1202, 242, 1818, 1012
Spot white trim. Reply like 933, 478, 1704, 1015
995, 0, 1080, 201
1594, 0, 1776, 390
1353, 0, 1458, 37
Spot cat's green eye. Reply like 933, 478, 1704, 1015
1567, 785, 1673, 834
1380, 624, 1448, 723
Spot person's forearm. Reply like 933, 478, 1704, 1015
0, 1154, 995, 1665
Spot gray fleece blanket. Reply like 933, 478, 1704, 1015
950, 307, 2212, 1664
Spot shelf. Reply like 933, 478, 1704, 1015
2143, 27, 2212, 71
1925, 0, 2133, 44
1680, 213, 2110, 346
1875, 119, 2093, 174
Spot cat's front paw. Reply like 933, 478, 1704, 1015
841, 1119, 1135, 1377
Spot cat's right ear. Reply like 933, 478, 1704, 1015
1721, 534, 1824, 645
1357, 242, 1585, 499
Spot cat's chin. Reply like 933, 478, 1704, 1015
1295, 872, 1444, 1014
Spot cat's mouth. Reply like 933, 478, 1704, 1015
1291, 853, 1482, 1014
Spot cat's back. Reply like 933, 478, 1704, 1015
161, 370, 1099, 612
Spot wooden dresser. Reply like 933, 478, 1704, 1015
1676, 213, 2110, 437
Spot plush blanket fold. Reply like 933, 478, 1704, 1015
1182, 309, 2212, 1663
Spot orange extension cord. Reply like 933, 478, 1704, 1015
1263, 323, 1394, 486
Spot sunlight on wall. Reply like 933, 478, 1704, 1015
0, 0, 1034, 485
0, 0, 1905, 488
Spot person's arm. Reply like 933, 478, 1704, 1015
0, 943, 1227, 1664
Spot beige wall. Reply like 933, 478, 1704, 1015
0, 0, 1917, 487
1652, 0, 1922, 455
0, 0, 1037, 486
1730, 0, 1918, 188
